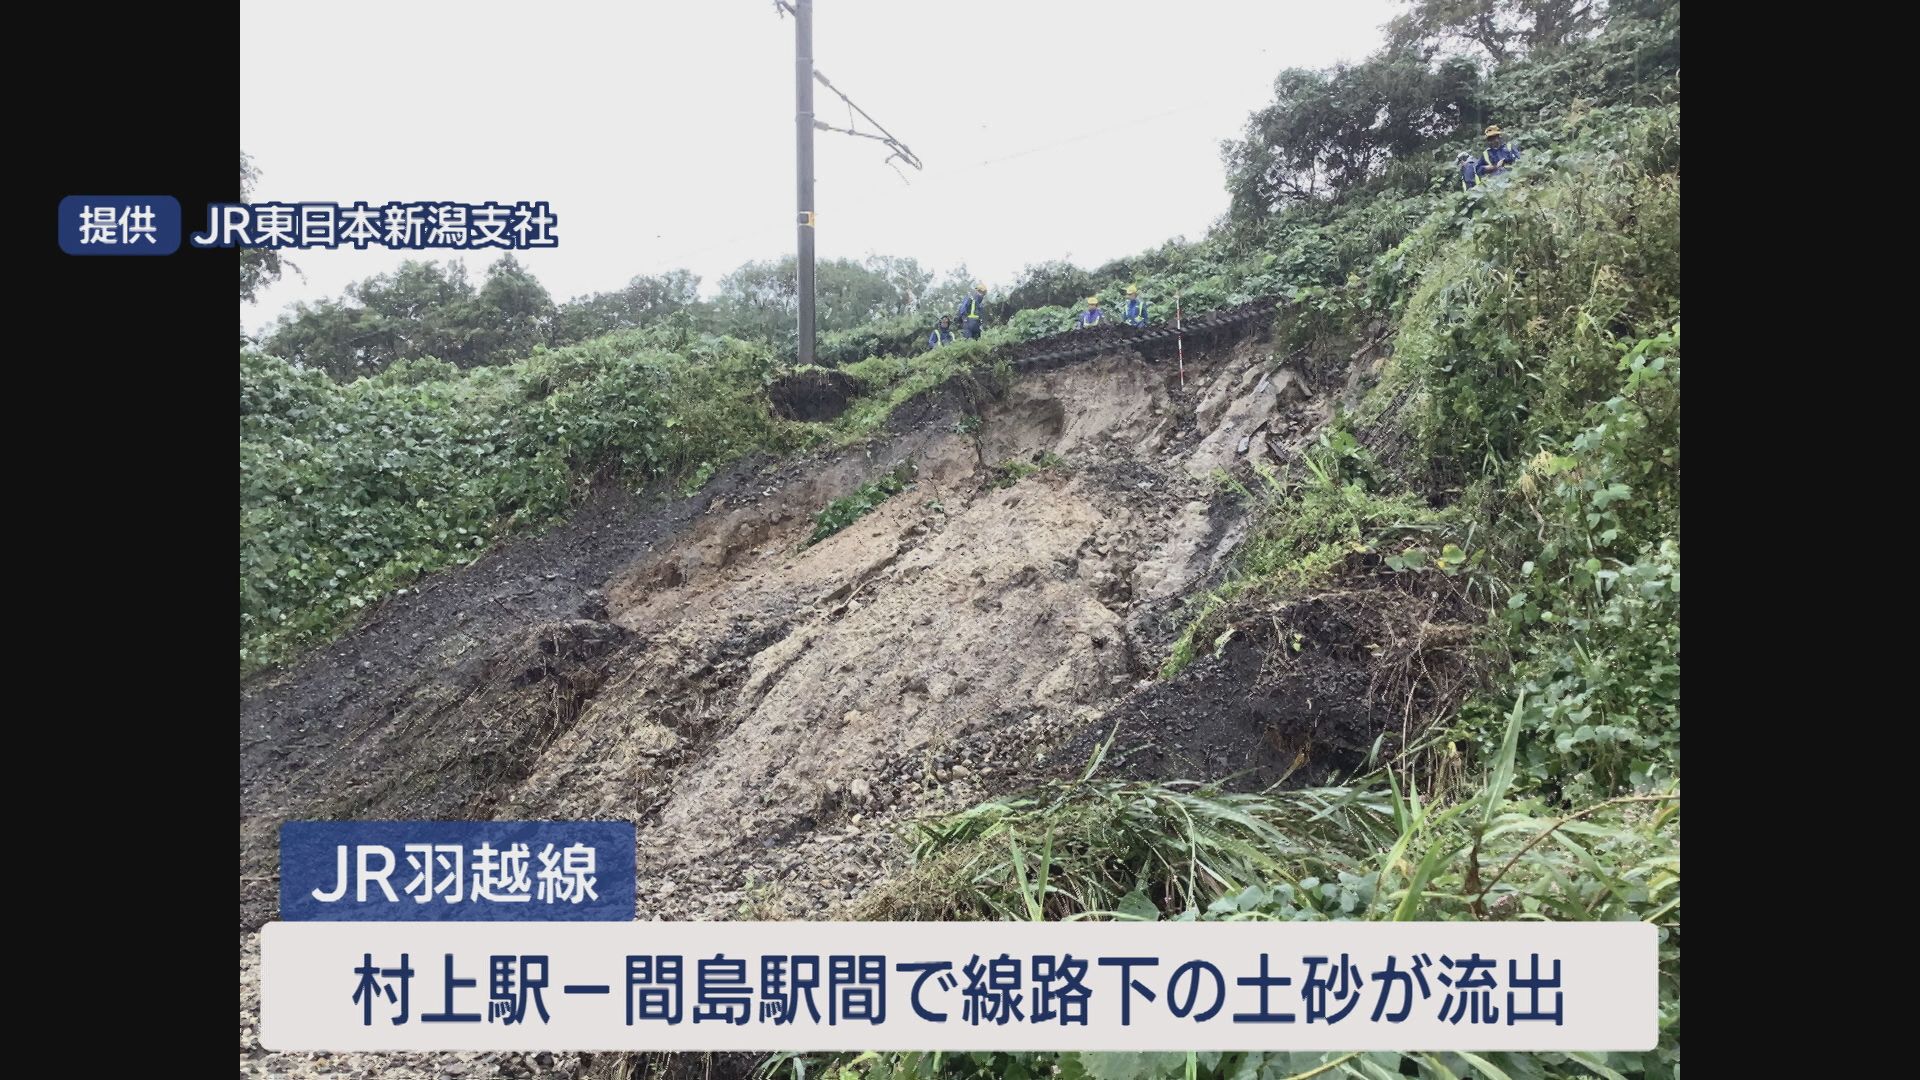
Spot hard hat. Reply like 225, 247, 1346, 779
975, 282, 987, 291
1484, 125, 1504, 139
1457, 152, 1472, 162
1126, 285, 1139, 295
1087, 296, 1099, 306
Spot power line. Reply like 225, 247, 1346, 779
773, 0, 921, 365
811, 69, 923, 174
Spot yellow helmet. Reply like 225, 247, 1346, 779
1086, 296, 1100, 306
975, 282, 987, 292
1484, 125, 1504, 139
1126, 285, 1139, 295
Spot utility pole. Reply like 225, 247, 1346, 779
776, 0, 918, 364
794, 0, 817, 366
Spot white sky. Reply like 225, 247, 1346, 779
240, 0, 1396, 334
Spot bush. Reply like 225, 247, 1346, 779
807, 462, 918, 545
1394, 107, 1681, 471
239, 331, 784, 673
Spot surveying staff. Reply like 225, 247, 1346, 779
1080, 296, 1103, 328
1480, 126, 1518, 176
956, 284, 988, 339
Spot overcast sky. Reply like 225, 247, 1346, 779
240, 0, 1397, 334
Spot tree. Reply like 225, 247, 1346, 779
1221, 52, 1481, 228
555, 270, 703, 344
458, 254, 558, 361
912, 264, 977, 324
263, 297, 394, 381
713, 255, 921, 347
816, 258, 908, 329
860, 255, 934, 314
1005, 260, 1095, 314
1385, 0, 1605, 65
264, 259, 482, 380
714, 258, 798, 347
239, 152, 292, 303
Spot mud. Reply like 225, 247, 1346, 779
767, 366, 863, 422
238, 316, 1432, 1080
1042, 554, 1483, 793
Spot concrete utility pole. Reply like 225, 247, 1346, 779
794, 0, 817, 366
778, 0, 919, 363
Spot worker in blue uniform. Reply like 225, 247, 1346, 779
956, 283, 988, 340
1080, 296, 1103, 328
1480, 125, 1518, 176
1458, 152, 1479, 190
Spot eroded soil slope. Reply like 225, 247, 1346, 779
240, 329, 1373, 1078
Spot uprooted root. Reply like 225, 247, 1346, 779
1042, 553, 1487, 794
1246, 560, 1483, 776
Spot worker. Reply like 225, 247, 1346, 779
1122, 285, 1147, 328
1457, 152, 1479, 191
928, 314, 954, 349
956, 283, 989, 340
1480, 125, 1518, 177
1080, 296, 1103, 329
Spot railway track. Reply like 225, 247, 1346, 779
1000, 295, 1283, 373
768, 296, 1285, 422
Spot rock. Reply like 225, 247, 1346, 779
850, 778, 872, 802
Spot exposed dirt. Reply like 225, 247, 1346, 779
238, 317, 1444, 1080
767, 366, 863, 422
239, 461, 772, 930
1040, 553, 1483, 793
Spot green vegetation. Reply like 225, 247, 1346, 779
251, 251, 980, 381
1162, 429, 1450, 680
830, 763, 1675, 1080
238, 153, 289, 304
807, 462, 919, 546
243, 3, 1680, 1070
239, 330, 792, 672
762, 3, 1683, 1078
987, 451, 1066, 489
830, 338, 1011, 443
856, 773, 1394, 925
238, 320, 1021, 673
